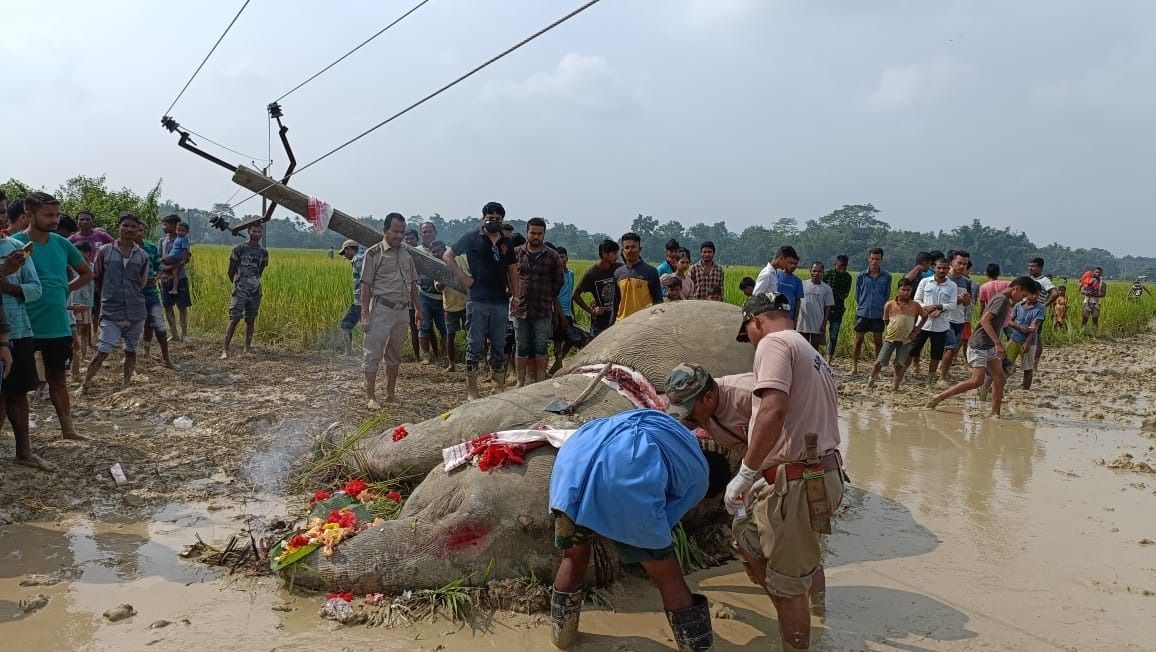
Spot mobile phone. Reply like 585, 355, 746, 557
21, 241, 34, 253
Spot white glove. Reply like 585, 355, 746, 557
724, 462, 760, 516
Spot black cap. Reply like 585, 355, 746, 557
736, 293, 792, 342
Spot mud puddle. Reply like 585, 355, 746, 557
3, 405, 1154, 650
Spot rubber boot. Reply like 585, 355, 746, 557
665, 593, 714, 651
549, 587, 584, 649
493, 367, 507, 392
466, 372, 480, 401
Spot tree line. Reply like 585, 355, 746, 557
4, 176, 1151, 279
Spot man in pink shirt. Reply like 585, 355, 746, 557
722, 293, 847, 650
978, 263, 1012, 330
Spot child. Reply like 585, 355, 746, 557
1006, 291, 1044, 389
68, 242, 96, 375
868, 277, 925, 391
739, 276, 755, 297
662, 274, 684, 301
1052, 286, 1069, 329
162, 221, 191, 295
707, 285, 723, 302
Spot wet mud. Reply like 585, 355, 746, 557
2, 331, 1156, 650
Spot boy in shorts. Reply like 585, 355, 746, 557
928, 276, 1039, 416
868, 278, 925, 391
68, 241, 96, 377
1005, 291, 1044, 390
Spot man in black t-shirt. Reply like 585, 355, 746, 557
444, 201, 519, 400
573, 239, 622, 338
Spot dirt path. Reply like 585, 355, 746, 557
0, 339, 466, 525
1, 331, 1155, 650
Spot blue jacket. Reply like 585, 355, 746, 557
549, 409, 708, 550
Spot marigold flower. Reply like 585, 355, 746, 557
288, 534, 311, 548
310, 490, 332, 505
326, 508, 358, 529
386, 491, 403, 504
391, 426, 409, 442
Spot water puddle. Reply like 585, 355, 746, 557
1, 406, 1153, 650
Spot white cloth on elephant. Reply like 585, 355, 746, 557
443, 428, 577, 471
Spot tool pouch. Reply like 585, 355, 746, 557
803, 433, 833, 534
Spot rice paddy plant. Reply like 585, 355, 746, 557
186, 246, 1156, 356
292, 413, 389, 492
672, 523, 713, 573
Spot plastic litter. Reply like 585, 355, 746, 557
110, 463, 128, 486
172, 416, 194, 429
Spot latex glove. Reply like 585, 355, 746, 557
724, 462, 760, 516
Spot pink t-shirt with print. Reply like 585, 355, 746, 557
749, 330, 841, 468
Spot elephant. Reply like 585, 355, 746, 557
286, 300, 754, 594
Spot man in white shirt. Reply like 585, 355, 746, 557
1028, 257, 1056, 367
753, 245, 798, 297
905, 256, 958, 386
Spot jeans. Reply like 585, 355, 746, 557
418, 293, 447, 340
513, 316, 552, 358
466, 300, 509, 372
827, 315, 843, 357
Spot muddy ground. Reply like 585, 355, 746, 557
2, 331, 1155, 650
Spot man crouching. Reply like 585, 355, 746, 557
547, 408, 730, 650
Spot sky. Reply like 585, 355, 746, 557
3, 0, 1154, 255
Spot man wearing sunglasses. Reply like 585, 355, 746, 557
444, 201, 519, 401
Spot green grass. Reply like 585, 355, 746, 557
186, 248, 1156, 354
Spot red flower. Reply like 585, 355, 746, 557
343, 479, 368, 499
310, 490, 332, 505
386, 491, 403, 504
391, 426, 409, 442
327, 592, 354, 602
326, 508, 358, 528
287, 534, 311, 548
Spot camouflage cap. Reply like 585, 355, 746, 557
664, 363, 713, 419
736, 292, 792, 342
340, 239, 359, 252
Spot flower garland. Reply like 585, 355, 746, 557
272, 477, 406, 568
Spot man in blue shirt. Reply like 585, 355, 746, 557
548, 408, 729, 650
851, 248, 892, 375
776, 257, 804, 322
0, 237, 46, 470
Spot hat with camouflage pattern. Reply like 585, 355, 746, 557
664, 363, 713, 420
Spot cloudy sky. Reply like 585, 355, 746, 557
4, 0, 1154, 255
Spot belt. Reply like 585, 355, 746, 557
762, 451, 840, 484
373, 295, 410, 310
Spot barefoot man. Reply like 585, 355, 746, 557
10, 192, 92, 440
221, 224, 269, 359
79, 214, 149, 393
0, 237, 49, 470
927, 276, 1039, 417
361, 213, 420, 409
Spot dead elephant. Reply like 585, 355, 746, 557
288, 300, 753, 593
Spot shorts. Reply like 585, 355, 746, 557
513, 316, 552, 358
909, 329, 947, 361
1083, 299, 1101, 318
72, 307, 92, 325
801, 332, 825, 350
163, 277, 192, 309
853, 317, 885, 334
732, 468, 845, 597
445, 309, 467, 334
340, 303, 360, 332
876, 339, 912, 367
1006, 340, 1036, 371
965, 345, 998, 369
362, 304, 409, 373
35, 337, 74, 372
97, 319, 146, 354
945, 322, 965, 351
144, 292, 168, 335
228, 291, 262, 322
2, 338, 41, 395
552, 510, 674, 565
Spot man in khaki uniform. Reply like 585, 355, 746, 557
722, 292, 846, 650
665, 363, 753, 459
360, 213, 420, 409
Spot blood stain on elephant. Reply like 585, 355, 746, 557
442, 523, 491, 555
